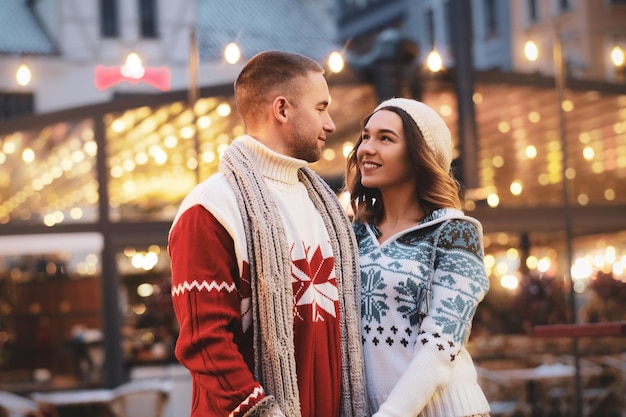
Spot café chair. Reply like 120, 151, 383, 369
547, 355, 614, 417
105, 378, 175, 417
30, 378, 174, 417
476, 366, 532, 417
602, 355, 626, 417
0, 391, 41, 417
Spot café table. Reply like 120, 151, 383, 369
485, 362, 577, 382
478, 362, 602, 416
532, 321, 626, 416
30, 389, 114, 417
30, 378, 174, 417
0, 391, 39, 417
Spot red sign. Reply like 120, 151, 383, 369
94, 55, 171, 91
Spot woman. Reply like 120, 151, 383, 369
345, 98, 491, 417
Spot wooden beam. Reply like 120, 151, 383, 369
533, 321, 626, 338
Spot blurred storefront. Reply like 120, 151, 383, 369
0, 81, 377, 391
1, 71, 625, 392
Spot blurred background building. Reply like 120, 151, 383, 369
1, 0, 626, 415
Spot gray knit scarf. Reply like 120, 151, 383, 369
220, 138, 368, 417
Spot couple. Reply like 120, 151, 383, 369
168, 50, 491, 417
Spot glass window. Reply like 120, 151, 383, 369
0, 233, 104, 388
443, 0, 452, 48
139, 0, 158, 39
343, 0, 370, 10
117, 244, 176, 365
425, 8, 435, 50
527, 0, 539, 22
105, 97, 243, 222
552, 0, 570, 14
0, 93, 34, 122
0, 119, 99, 227
485, 0, 498, 35
100, 0, 119, 38
477, 230, 626, 336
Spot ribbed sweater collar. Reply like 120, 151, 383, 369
238, 135, 307, 187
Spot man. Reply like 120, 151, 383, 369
169, 50, 368, 417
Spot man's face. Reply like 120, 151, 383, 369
284, 72, 336, 162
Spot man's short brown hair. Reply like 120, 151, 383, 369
234, 50, 325, 127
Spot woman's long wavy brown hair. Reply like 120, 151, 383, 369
345, 105, 462, 225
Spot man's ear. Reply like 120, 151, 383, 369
272, 96, 289, 123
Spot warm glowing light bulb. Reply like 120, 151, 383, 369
524, 40, 538, 62
22, 148, 35, 163
224, 42, 241, 64
121, 52, 145, 79
216, 103, 231, 117
537, 257, 551, 273
16, 64, 32, 86
427, 50, 443, 72
525, 145, 537, 159
328, 51, 345, 73
487, 193, 500, 208
322, 148, 336, 161
342, 142, 353, 158
510, 180, 523, 196
500, 275, 519, 290
611, 46, 625, 67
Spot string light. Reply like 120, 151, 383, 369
524, 40, 539, 62
426, 50, 443, 72
611, 45, 624, 67
224, 42, 241, 64
327, 51, 345, 73
16, 64, 32, 86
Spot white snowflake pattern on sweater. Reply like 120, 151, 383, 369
355, 208, 491, 417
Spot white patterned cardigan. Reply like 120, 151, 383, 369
355, 208, 491, 417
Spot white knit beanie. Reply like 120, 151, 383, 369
374, 98, 453, 172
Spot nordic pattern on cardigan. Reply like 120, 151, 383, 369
356, 209, 491, 416
357, 216, 488, 346
417, 330, 460, 362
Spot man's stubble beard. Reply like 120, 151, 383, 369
288, 124, 323, 163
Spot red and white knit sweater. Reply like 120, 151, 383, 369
169, 137, 342, 417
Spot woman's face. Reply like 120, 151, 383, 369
356, 109, 416, 192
